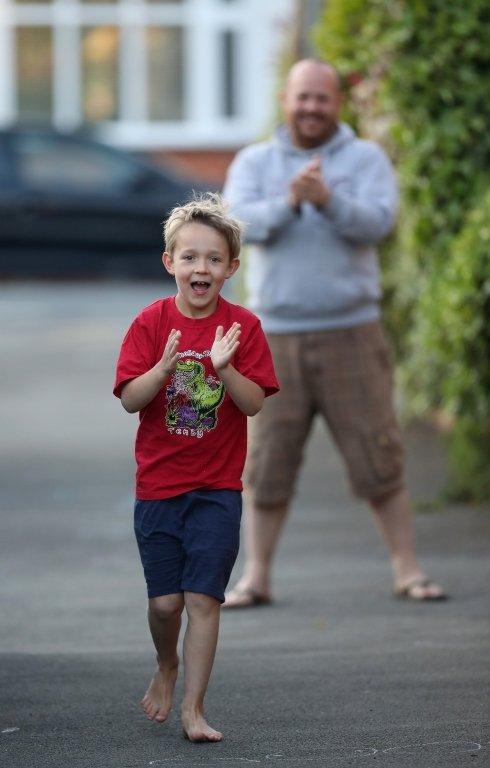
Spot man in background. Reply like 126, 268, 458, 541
223, 58, 446, 607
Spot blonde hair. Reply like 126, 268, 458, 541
164, 193, 243, 262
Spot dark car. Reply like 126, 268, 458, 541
0, 126, 203, 278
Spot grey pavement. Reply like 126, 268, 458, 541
1, 282, 489, 768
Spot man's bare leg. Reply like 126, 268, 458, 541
370, 486, 445, 598
181, 592, 222, 742
141, 593, 184, 722
223, 493, 289, 607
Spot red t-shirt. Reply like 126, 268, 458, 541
114, 296, 279, 499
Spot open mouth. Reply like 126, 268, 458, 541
191, 280, 211, 294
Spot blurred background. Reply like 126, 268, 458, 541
0, 0, 488, 499
0, 0, 299, 179
0, 0, 296, 278
0, 8, 489, 763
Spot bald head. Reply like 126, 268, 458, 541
286, 59, 341, 92
282, 59, 342, 149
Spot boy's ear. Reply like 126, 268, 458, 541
226, 258, 240, 279
162, 251, 175, 275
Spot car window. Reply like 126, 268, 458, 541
14, 133, 141, 192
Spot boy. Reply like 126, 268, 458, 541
113, 194, 279, 742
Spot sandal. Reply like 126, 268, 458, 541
394, 577, 448, 602
222, 585, 272, 609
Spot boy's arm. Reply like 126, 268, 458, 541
217, 365, 265, 417
121, 329, 181, 413
211, 324, 265, 417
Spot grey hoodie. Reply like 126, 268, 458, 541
223, 123, 398, 332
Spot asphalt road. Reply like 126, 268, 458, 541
1, 282, 489, 768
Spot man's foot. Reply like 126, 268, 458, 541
394, 577, 447, 601
222, 583, 272, 609
182, 709, 223, 742
140, 657, 179, 722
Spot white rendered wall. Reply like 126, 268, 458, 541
0, 0, 294, 149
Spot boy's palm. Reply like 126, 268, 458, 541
211, 323, 241, 371
160, 329, 181, 376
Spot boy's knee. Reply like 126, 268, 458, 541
149, 593, 184, 621
184, 591, 220, 616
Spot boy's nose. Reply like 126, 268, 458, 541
194, 260, 209, 273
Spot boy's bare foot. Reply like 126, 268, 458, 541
140, 657, 179, 722
181, 708, 223, 742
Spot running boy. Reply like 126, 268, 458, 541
113, 194, 279, 742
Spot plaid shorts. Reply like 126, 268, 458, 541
245, 321, 405, 505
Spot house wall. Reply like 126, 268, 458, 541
0, 0, 294, 182
150, 148, 239, 187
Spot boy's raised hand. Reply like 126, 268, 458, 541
159, 329, 181, 377
211, 323, 241, 371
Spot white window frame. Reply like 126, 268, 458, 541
0, 0, 293, 148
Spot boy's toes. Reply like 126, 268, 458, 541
141, 697, 157, 720
182, 711, 223, 742
184, 727, 223, 743
154, 708, 169, 723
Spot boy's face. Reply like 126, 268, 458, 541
163, 222, 239, 319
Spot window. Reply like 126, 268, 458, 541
16, 28, 53, 121
147, 27, 184, 120
82, 27, 120, 122
2, 0, 279, 147
220, 30, 238, 117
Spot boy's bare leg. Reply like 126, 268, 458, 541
370, 486, 445, 598
141, 593, 184, 722
224, 493, 289, 606
181, 592, 222, 742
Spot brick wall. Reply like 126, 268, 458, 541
148, 149, 241, 188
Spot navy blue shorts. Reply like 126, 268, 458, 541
134, 489, 242, 603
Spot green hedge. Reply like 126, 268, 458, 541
313, 0, 490, 500
417, 191, 490, 500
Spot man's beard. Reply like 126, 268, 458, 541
291, 115, 337, 148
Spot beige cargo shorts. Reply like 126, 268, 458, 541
244, 321, 405, 506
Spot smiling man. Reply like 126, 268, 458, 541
223, 58, 446, 607
283, 60, 341, 150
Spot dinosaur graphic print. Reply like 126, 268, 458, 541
165, 353, 225, 438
